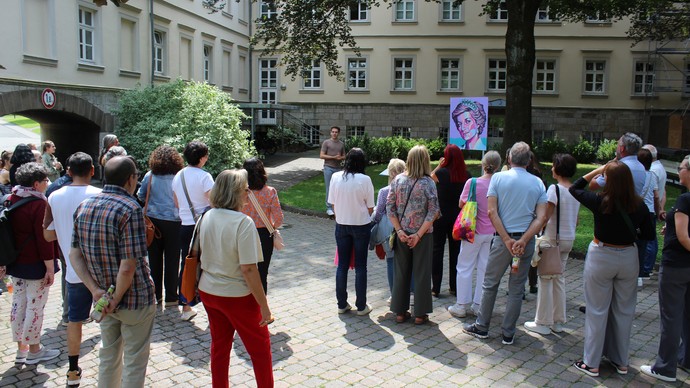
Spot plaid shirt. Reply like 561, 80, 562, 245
72, 185, 155, 310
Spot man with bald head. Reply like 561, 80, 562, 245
70, 156, 156, 388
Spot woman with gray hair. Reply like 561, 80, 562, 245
448, 150, 501, 318
197, 169, 274, 388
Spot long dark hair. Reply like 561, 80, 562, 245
600, 161, 641, 214
439, 144, 469, 183
243, 157, 268, 190
343, 148, 366, 179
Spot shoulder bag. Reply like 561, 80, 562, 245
453, 178, 477, 242
180, 170, 201, 223
538, 185, 563, 276
143, 176, 161, 247
248, 190, 284, 250
389, 179, 419, 249
180, 213, 204, 306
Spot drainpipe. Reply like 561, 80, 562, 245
149, 0, 154, 86
248, 2, 253, 102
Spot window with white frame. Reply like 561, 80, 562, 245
584, 59, 607, 94
633, 61, 655, 95
302, 60, 322, 89
349, 0, 369, 22
203, 45, 212, 82
487, 59, 507, 91
534, 59, 557, 93
441, 0, 461, 21
347, 57, 368, 90
260, 1, 277, 20
348, 126, 365, 138
395, 0, 415, 21
536, 6, 557, 22
394, 58, 414, 90
586, 11, 609, 23
439, 127, 449, 144
489, 0, 508, 21
78, 7, 96, 62
392, 127, 411, 139
440, 58, 461, 91
153, 30, 165, 75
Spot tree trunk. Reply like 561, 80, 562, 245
503, 0, 541, 154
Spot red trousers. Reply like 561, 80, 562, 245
199, 291, 274, 388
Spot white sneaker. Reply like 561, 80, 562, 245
180, 308, 198, 321
386, 296, 392, 306
551, 323, 565, 333
638, 277, 643, 287
640, 365, 676, 382
409, 294, 414, 306
448, 304, 467, 318
15, 349, 28, 364
326, 209, 334, 216
337, 303, 352, 314
25, 347, 60, 365
524, 321, 551, 335
356, 304, 372, 316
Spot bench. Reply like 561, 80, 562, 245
660, 159, 681, 188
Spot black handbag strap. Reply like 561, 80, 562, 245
554, 184, 560, 244
616, 200, 638, 241
399, 178, 419, 224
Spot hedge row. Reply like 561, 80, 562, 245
532, 137, 617, 164
345, 135, 446, 165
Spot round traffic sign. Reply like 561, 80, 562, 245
41, 88, 56, 109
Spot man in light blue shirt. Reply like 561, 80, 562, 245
590, 132, 645, 195
463, 142, 548, 345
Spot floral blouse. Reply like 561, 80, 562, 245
386, 174, 440, 234
241, 185, 284, 229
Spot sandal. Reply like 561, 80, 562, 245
573, 360, 599, 377
396, 312, 411, 323
414, 315, 429, 325
609, 360, 628, 375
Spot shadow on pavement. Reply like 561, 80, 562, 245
338, 313, 396, 351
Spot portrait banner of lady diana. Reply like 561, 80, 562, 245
449, 97, 488, 151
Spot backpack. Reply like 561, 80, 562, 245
0, 195, 41, 266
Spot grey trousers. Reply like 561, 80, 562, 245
475, 235, 535, 338
653, 265, 690, 378
391, 233, 433, 317
583, 242, 638, 368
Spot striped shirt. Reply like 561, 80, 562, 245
241, 185, 283, 229
72, 185, 155, 310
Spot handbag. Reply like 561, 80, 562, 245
453, 178, 477, 243
538, 185, 563, 276
143, 176, 161, 247
180, 214, 203, 306
390, 179, 419, 249
247, 190, 284, 251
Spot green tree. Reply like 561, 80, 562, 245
245, 0, 647, 154
114, 79, 253, 177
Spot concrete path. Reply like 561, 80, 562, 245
0, 152, 686, 387
0, 117, 40, 152
264, 149, 323, 193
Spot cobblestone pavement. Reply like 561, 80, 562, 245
0, 151, 687, 387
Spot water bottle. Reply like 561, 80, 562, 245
511, 257, 520, 273
3, 276, 13, 294
90, 285, 115, 322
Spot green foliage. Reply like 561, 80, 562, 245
267, 126, 310, 151
114, 79, 253, 177
533, 138, 569, 162
570, 136, 597, 164
596, 138, 618, 163
345, 134, 448, 165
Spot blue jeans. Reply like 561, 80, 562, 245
335, 223, 370, 311
643, 216, 658, 274
323, 166, 341, 212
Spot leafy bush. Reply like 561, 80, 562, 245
267, 126, 310, 152
596, 139, 618, 163
114, 79, 252, 177
570, 137, 597, 164
344, 135, 448, 165
533, 138, 569, 161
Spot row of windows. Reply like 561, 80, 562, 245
260, 0, 608, 24
297, 55, 669, 97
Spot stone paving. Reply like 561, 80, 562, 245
0, 151, 687, 387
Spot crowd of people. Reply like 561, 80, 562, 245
0, 130, 687, 386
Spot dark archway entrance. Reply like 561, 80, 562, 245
0, 89, 114, 177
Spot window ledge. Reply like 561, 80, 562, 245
344, 89, 370, 94
119, 69, 141, 78
221, 11, 233, 19
349, 21, 371, 25
154, 74, 171, 82
485, 90, 506, 95
581, 93, 609, 98
630, 94, 658, 100
535, 21, 562, 26
584, 21, 612, 26
533, 92, 559, 97
222, 86, 233, 92
438, 20, 464, 25
390, 90, 416, 95
299, 89, 325, 94
23, 54, 58, 67
392, 21, 418, 25
238, 88, 248, 94
487, 20, 508, 24
437, 90, 463, 95
238, 19, 248, 26
77, 62, 105, 73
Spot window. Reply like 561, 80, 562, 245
583, 131, 603, 146
439, 127, 449, 144
393, 58, 414, 90
533, 130, 555, 144
440, 58, 461, 91
238, 52, 248, 90
489, 0, 508, 21
584, 60, 607, 94
78, 8, 96, 62
348, 126, 365, 138
153, 30, 165, 75
536, 6, 556, 22
487, 59, 507, 92
259, 1, 277, 20
349, 1, 369, 22
302, 60, 322, 89
534, 59, 557, 93
441, 0, 461, 21
395, 0, 415, 22
633, 61, 654, 95
488, 116, 505, 138
586, 12, 609, 23
302, 124, 320, 145
347, 57, 368, 90
684, 60, 690, 97
222, 48, 232, 88
203, 45, 213, 83
392, 127, 411, 139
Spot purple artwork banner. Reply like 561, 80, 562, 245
449, 97, 489, 151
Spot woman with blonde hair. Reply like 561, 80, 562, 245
387, 145, 440, 324
198, 169, 274, 388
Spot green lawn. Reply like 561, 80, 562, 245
279, 160, 677, 258
2, 115, 41, 133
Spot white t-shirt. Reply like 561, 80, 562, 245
543, 183, 580, 241
650, 160, 667, 200
328, 171, 375, 226
198, 208, 263, 297
47, 185, 102, 284
641, 171, 658, 213
171, 167, 214, 225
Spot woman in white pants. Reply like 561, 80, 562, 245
448, 151, 501, 318
524, 154, 580, 335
